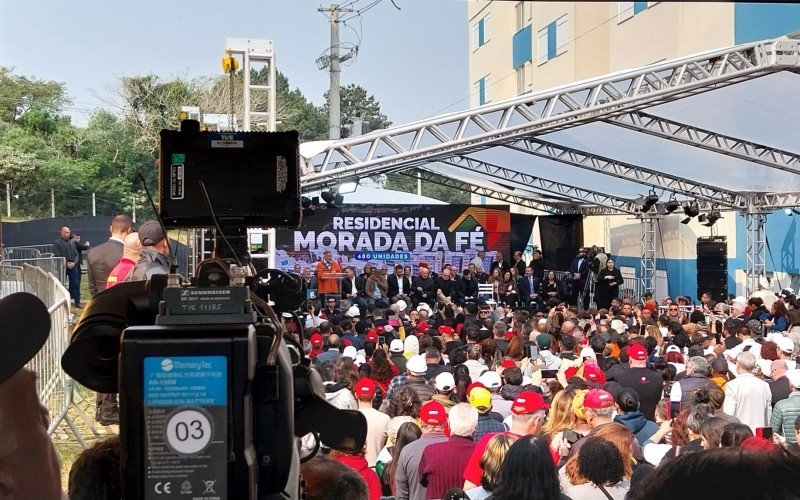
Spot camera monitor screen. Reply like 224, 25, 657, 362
159, 128, 301, 229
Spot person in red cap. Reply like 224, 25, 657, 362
394, 401, 448, 500
610, 340, 663, 421
419, 403, 479, 499
580, 359, 607, 385
308, 332, 325, 359
462, 391, 551, 489
355, 378, 390, 468
569, 389, 643, 461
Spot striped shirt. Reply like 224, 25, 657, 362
419, 435, 477, 499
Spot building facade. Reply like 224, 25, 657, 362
467, 2, 800, 299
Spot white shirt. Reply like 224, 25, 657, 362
396, 275, 404, 295
725, 338, 761, 373
723, 372, 772, 431
359, 407, 390, 467
349, 277, 357, 296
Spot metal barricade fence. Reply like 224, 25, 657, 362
0, 263, 99, 448
2, 256, 66, 286
621, 276, 641, 301
4, 244, 54, 258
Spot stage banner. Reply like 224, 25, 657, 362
274, 204, 511, 274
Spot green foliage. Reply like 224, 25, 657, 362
0, 67, 70, 123
275, 72, 328, 141
0, 66, 411, 219
324, 83, 391, 132
384, 173, 470, 204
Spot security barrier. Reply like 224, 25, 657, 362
0, 263, 100, 448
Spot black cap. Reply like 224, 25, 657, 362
138, 220, 166, 246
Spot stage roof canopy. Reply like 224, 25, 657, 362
299, 33, 800, 217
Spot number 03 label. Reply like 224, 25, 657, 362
165, 409, 213, 455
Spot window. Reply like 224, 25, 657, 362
537, 26, 548, 65
537, 14, 568, 64
619, 1, 650, 22
473, 15, 492, 50
515, 2, 531, 30
619, 2, 634, 22
474, 75, 491, 105
516, 61, 532, 95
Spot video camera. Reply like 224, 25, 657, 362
61, 121, 367, 500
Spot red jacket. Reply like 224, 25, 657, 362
333, 454, 382, 500
106, 257, 137, 288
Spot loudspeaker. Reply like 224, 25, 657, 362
697, 237, 727, 302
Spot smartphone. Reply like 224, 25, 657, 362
756, 427, 773, 440
563, 429, 581, 445
669, 401, 681, 420
378, 336, 386, 345
541, 369, 558, 379
528, 344, 539, 359
388, 314, 400, 321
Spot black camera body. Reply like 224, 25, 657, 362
61, 123, 367, 500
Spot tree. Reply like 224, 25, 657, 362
323, 83, 391, 133
106, 74, 196, 156
0, 67, 70, 123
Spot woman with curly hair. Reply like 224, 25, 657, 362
560, 437, 629, 499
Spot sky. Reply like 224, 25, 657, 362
0, 0, 468, 127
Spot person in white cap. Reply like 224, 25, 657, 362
480, 371, 513, 418
389, 339, 408, 375
432, 372, 457, 411
777, 336, 797, 370
771, 369, 800, 442
387, 355, 435, 403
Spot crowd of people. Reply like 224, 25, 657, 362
53, 216, 172, 425
21, 229, 800, 499
287, 249, 800, 499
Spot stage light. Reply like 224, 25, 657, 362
665, 200, 681, 214
321, 188, 345, 207
640, 192, 659, 213
703, 209, 721, 227
301, 196, 316, 218
683, 201, 700, 218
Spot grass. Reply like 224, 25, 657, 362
57, 276, 116, 491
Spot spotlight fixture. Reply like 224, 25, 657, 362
683, 201, 700, 218
321, 188, 344, 207
301, 196, 316, 218
702, 209, 721, 227
640, 190, 659, 213
665, 199, 681, 214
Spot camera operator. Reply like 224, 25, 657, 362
569, 247, 591, 309
129, 220, 171, 280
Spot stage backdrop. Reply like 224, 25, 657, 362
274, 204, 511, 274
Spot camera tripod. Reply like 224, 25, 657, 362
577, 270, 596, 310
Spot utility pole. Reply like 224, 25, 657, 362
51, 188, 55, 218
92, 192, 96, 217
5, 183, 10, 218
318, 4, 355, 140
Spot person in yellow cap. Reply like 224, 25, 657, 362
469, 386, 507, 442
